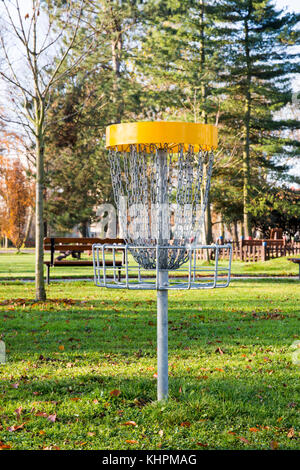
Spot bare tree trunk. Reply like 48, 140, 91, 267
79, 221, 90, 237
35, 128, 46, 301
111, 23, 123, 123
233, 221, 239, 243
22, 206, 33, 248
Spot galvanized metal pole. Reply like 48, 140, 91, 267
157, 271, 168, 400
157, 149, 169, 401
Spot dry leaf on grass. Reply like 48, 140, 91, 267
121, 421, 137, 427
270, 441, 279, 450
47, 413, 57, 423
7, 422, 26, 432
180, 422, 191, 428
110, 389, 121, 397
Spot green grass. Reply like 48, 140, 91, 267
0, 252, 298, 280
0, 279, 299, 450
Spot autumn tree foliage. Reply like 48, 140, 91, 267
0, 156, 33, 251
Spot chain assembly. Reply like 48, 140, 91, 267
108, 144, 214, 270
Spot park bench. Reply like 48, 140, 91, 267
43, 237, 125, 284
288, 258, 300, 280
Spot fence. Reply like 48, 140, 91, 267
197, 239, 300, 262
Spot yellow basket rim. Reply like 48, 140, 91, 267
106, 121, 218, 152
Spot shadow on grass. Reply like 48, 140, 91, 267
2, 295, 298, 359
1, 366, 297, 428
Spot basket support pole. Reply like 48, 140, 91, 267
157, 149, 169, 400
157, 271, 168, 400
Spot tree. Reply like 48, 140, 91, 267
214, 0, 300, 237
43, 0, 143, 234
0, 0, 94, 299
44, 86, 113, 235
138, 0, 300, 241
250, 185, 300, 238
0, 156, 34, 251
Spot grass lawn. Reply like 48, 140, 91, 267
0, 279, 299, 450
0, 252, 299, 280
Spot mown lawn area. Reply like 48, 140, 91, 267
0, 279, 299, 450
0, 252, 298, 280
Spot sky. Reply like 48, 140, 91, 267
276, 0, 299, 12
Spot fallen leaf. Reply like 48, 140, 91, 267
14, 406, 22, 420
126, 440, 138, 444
7, 422, 25, 432
10, 383, 19, 389
287, 428, 295, 438
0, 442, 11, 449
121, 421, 137, 427
47, 413, 57, 423
87, 432, 95, 437
215, 347, 224, 355
236, 436, 250, 444
270, 440, 278, 450
180, 422, 191, 428
58, 345, 64, 351
159, 430, 164, 437
110, 389, 121, 397
35, 412, 48, 418
249, 427, 260, 432
196, 442, 208, 447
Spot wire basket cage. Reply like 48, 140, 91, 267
109, 142, 214, 270
93, 243, 232, 290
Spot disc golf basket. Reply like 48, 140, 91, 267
93, 122, 232, 400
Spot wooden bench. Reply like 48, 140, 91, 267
43, 237, 125, 284
288, 258, 300, 280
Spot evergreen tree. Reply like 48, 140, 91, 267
214, 0, 300, 237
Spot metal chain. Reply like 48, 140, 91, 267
108, 144, 214, 269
